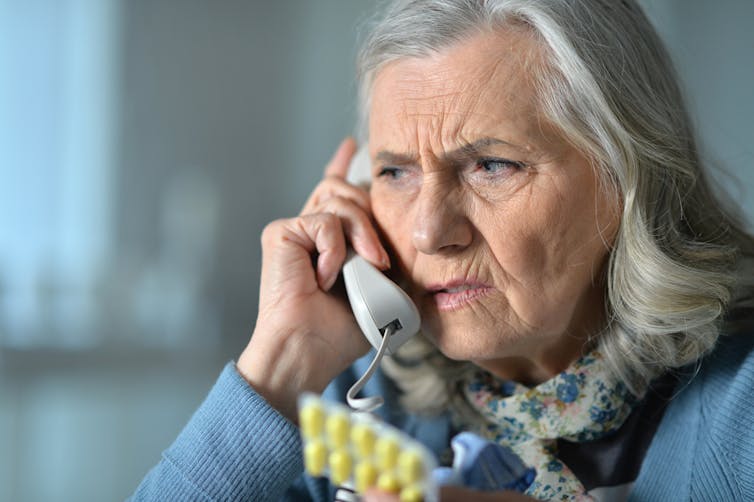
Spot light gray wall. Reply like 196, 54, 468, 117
116, 0, 373, 350
1, 2, 374, 500
641, 0, 754, 222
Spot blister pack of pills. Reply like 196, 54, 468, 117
298, 393, 438, 502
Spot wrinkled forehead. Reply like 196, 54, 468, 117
367, 28, 553, 152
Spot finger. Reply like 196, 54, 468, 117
324, 137, 358, 179
316, 196, 389, 269
302, 176, 371, 215
264, 214, 347, 292
296, 213, 349, 291
363, 489, 399, 502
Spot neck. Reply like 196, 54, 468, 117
474, 335, 594, 386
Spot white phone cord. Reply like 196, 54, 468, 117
345, 324, 394, 413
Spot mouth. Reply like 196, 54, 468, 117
425, 280, 493, 312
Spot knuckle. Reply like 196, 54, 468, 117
261, 220, 279, 240
316, 177, 341, 194
303, 185, 370, 218
326, 196, 369, 221
299, 212, 338, 234
323, 195, 351, 212
260, 218, 289, 245
318, 211, 341, 229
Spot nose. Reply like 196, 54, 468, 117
411, 177, 473, 255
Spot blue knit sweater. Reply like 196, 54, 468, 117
131, 332, 754, 501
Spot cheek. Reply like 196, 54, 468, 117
481, 186, 597, 328
371, 192, 414, 260
479, 189, 552, 275
529, 192, 614, 329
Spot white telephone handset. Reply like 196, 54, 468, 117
342, 251, 420, 354
340, 146, 421, 411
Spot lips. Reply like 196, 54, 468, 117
426, 280, 493, 311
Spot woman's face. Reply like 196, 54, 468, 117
368, 29, 620, 379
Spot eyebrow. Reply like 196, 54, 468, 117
374, 137, 520, 165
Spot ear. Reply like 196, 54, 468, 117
345, 144, 372, 189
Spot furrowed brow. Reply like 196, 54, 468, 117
443, 137, 518, 163
374, 137, 519, 165
374, 150, 418, 165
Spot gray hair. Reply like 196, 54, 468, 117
356, 0, 754, 408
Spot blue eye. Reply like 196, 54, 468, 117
478, 158, 524, 174
377, 166, 404, 179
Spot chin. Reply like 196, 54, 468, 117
416, 291, 534, 358
421, 320, 517, 363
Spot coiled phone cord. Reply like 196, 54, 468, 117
345, 324, 395, 413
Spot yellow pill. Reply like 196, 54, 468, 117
376, 436, 400, 470
397, 450, 423, 484
351, 424, 376, 458
326, 413, 350, 448
304, 439, 327, 476
329, 448, 352, 485
299, 402, 325, 440
354, 460, 379, 493
377, 471, 401, 493
399, 484, 424, 502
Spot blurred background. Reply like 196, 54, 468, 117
0, 1, 752, 500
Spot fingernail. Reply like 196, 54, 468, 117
323, 270, 338, 291
380, 250, 391, 269
318, 259, 336, 291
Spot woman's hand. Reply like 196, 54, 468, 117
365, 487, 538, 502
237, 138, 390, 421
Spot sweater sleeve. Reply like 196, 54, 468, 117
130, 362, 306, 502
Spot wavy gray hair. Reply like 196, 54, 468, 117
355, 0, 754, 408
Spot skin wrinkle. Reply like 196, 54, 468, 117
369, 30, 620, 383
385, 43, 539, 162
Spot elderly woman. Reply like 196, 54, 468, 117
133, 0, 754, 500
